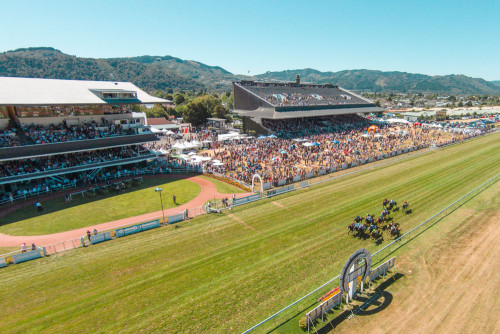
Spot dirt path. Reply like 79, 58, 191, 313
334, 186, 500, 334
0, 176, 252, 248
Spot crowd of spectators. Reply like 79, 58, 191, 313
262, 114, 371, 138
237, 81, 367, 107
23, 120, 127, 145
0, 126, 21, 147
200, 118, 489, 187
0, 145, 147, 178
0, 119, 129, 148
265, 92, 353, 107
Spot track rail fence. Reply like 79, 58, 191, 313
241, 171, 500, 334
37, 205, 206, 255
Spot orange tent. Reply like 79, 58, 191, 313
367, 125, 379, 134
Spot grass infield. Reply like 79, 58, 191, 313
0, 132, 498, 333
0, 177, 201, 236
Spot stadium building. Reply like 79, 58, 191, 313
0, 77, 169, 204
233, 75, 384, 134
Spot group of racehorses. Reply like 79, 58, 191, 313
348, 199, 410, 242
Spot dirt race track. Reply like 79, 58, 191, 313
332, 182, 500, 334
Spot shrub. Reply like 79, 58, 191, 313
299, 316, 308, 330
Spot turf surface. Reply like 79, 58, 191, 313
0, 177, 201, 236
0, 132, 498, 333
198, 175, 247, 194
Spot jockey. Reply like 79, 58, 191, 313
370, 224, 376, 231
355, 222, 360, 228
390, 199, 396, 206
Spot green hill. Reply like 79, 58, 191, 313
128, 55, 239, 89
256, 69, 500, 95
1, 47, 499, 95
0, 47, 205, 92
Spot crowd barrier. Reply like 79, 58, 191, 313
266, 184, 294, 197
90, 231, 113, 244
368, 257, 396, 282
233, 194, 261, 206
168, 213, 185, 224
11, 249, 44, 264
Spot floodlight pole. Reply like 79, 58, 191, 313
155, 187, 165, 223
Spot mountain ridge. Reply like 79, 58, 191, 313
1, 47, 499, 95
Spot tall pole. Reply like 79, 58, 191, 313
156, 187, 165, 223
159, 191, 165, 223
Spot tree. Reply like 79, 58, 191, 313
174, 94, 185, 105
182, 95, 221, 126
213, 104, 229, 119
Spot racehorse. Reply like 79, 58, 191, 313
382, 198, 389, 207
388, 200, 397, 211
354, 216, 363, 223
402, 201, 409, 210
347, 223, 355, 235
388, 224, 401, 238
365, 214, 374, 224
356, 224, 367, 238
371, 229, 382, 242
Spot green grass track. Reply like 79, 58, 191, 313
0, 132, 498, 333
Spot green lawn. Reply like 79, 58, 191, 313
0, 133, 498, 334
0, 247, 19, 254
199, 175, 247, 194
0, 177, 201, 236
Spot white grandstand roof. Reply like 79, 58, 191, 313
0, 77, 169, 106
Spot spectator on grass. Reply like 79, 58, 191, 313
93, 228, 98, 235
87, 230, 92, 241
21, 243, 27, 253
31, 243, 36, 251
173, 194, 177, 204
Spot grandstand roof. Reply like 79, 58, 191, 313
233, 81, 384, 119
0, 77, 170, 106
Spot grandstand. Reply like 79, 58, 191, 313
0, 77, 169, 204
233, 76, 384, 134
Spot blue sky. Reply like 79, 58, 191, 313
1, 0, 499, 80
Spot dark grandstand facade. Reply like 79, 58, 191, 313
0, 77, 169, 204
233, 77, 384, 134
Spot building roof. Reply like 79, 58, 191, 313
147, 117, 175, 125
0, 77, 170, 106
